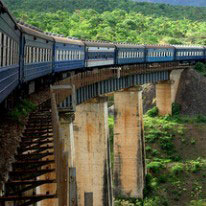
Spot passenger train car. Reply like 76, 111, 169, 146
174, 45, 205, 62
0, 0, 206, 105
20, 24, 53, 82
145, 45, 174, 62
116, 43, 145, 65
0, 1, 20, 103
53, 36, 85, 72
84, 41, 115, 68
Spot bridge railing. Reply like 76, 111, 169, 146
51, 88, 70, 205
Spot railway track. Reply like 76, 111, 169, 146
0, 101, 57, 206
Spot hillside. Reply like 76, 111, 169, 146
4, 0, 206, 22
135, 0, 206, 7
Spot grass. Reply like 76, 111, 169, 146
9, 99, 37, 123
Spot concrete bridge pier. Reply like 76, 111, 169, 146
113, 87, 146, 199
73, 97, 112, 206
156, 69, 184, 115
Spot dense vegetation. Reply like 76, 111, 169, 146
11, 9, 206, 45
3, 0, 206, 45
4, 0, 206, 22
109, 109, 206, 205
136, 0, 206, 7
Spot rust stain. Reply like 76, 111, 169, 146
86, 123, 94, 152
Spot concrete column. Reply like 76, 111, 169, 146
113, 87, 145, 199
73, 97, 111, 206
156, 80, 172, 115
156, 69, 184, 116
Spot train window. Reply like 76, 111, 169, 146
56, 50, 58, 61
36, 48, 38, 63
62, 50, 64, 61
48, 49, 50, 61
45, 49, 47, 62
26, 46, 29, 64
58, 50, 61, 61
29, 47, 32, 63
79, 51, 81, 60
2, 34, 6, 67
42, 48, 44, 62
48, 49, 50, 62
6, 36, 10, 66
67, 51, 69, 60
0, 32, 2, 67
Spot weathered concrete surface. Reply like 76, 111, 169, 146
73, 97, 111, 206
113, 88, 145, 199
170, 69, 184, 103
156, 80, 172, 115
156, 70, 184, 116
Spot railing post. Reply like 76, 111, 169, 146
69, 168, 77, 206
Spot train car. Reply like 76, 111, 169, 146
173, 45, 205, 62
53, 36, 85, 73
115, 43, 145, 65
145, 45, 174, 63
0, 1, 21, 103
18, 23, 54, 82
84, 41, 115, 68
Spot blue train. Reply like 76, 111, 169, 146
0, 0, 205, 104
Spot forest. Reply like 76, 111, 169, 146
12, 9, 206, 45
3, 0, 206, 45
135, 0, 206, 7
4, 0, 206, 21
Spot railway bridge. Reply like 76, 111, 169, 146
48, 63, 188, 206
0, 1, 195, 205
0, 61, 191, 206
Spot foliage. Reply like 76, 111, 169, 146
5, 0, 206, 22
190, 199, 206, 206
170, 163, 184, 176
108, 115, 114, 168
194, 62, 206, 76
146, 106, 159, 117
144, 196, 168, 206
9, 99, 36, 123
114, 198, 142, 206
2, 8, 205, 45
172, 103, 181, 116
147, 161, 164, 173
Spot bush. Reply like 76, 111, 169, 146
190, 199, 206, 206
146, 107, 159, 117
191, 161, 201, 173
159, 136, 174, 152
9, 99, 37, 123
147, 161, 164, 173
144, 197, 168, 206
195, 62, 205, 73
170, 163, 184, 176
172, 103, 181, 116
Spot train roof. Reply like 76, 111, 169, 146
18, 23, 54, 41
115, 43, 145, 49
173, 45, 204, 49
83, 40, 115, 48
53, 36, 84, 46
145, 44, 174, 49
